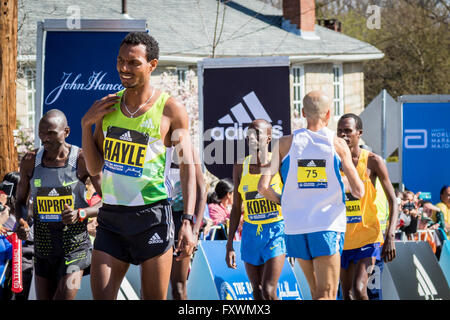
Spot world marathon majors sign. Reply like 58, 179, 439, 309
198, 56, 291, 179
35, 19, 147, 148
400, 95, 450, 204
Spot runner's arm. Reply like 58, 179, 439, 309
166, 97, 196, 259
227, 163, 243, 244
371, 154, 397, 262
226, 162, 243, 268
192, 149, 206, 239
257, 136, 290, 204
334, 137, 364, 199
14, 152, 34, 239
81, 94, 119, 176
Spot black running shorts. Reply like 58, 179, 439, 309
34, 248, 91, 283
94, 199, 174, 265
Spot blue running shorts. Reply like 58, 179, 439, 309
285, 231, 344, 260
240, 220, 286, 266
340, 242, 381, 270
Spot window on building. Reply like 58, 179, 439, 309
25, 68, 36, 128
176, 66, 188, 85
291, 65, 305, 116
332, 64, 344, 116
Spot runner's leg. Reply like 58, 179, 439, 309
35, 275, 56, 300
53, 269, 84, 300
140, 247, 173, 300
352, 256, 376, 300
90, 249, 130, 300
244, 262, 264, 300
340, 262, 355, 300
170, 255, 190, 300
261, 254, 285, 300
312, 253, 341, 300
297, 258, 317, 300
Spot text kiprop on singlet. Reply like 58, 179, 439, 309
297, 159, 328, 188
244, 191, 280, 221
345, 192, 362, 223
35, 186, 74, 222
103, 126, 149, 178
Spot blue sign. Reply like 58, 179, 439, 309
42, 31, 129, 147
402, 102, 450, 204
188, 240, 303, 300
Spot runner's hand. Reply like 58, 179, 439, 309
175, 221, 195, 261
61, 203, 78, 225
381, 234, 396, 262
81, 94, 120, 127
225, 243, 237, 269
14, 218, 30, 241
0, 225, 10, 236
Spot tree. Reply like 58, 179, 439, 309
317, 0, 450, 105
0, 0, 19, 178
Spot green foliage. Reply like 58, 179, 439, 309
317, 0, 450, 104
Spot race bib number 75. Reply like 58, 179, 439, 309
297, 159, 328, 188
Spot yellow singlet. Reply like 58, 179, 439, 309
342, 149, 384, 250
238, 154, 284, 227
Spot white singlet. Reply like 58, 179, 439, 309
280, 127, 346, 235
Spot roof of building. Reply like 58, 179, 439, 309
18, 0, 383, 62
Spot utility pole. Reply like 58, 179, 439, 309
0, 0, 19, 178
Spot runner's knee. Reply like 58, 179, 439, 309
261, 282, 278, 300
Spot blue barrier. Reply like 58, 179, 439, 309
439, 240, 450, 287
187, 240, 303, 300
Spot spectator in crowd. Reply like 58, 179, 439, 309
0, 172, 34, 300
207, 178, 234, 226
398, 191, 419, 239
0, 199, 12, 300
85, 177, 101, 240
416, 201, 444, 255
435, 185, 450, 236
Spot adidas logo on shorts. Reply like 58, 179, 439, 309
148, 233, 163, 245
119, 131, 132, 142
48, 188, 59, 197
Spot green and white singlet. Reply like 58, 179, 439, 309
101, 90, 170, 206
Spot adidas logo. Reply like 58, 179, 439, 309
140, 119, 154, 129
119, 131, 132, 142
209, 91, 283, 141
48, 188, 59, 197
218, 91, 272, 125
306, 160, 316, 167
413, 254, 438, 300
148, 233, 163, 245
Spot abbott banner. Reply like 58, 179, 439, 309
36, 19, 146, 147
199, 57, 291, 179
401, 96, 450, 203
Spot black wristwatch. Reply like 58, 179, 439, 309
182, 214, 195, 224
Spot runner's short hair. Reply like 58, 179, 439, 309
120, 32, 159, 61
338, 113, 363, 131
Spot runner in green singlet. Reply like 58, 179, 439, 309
81, 32, 196, 300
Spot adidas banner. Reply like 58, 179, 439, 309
382, 241, 450, 300
199, 57, 291, 179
